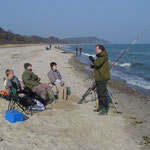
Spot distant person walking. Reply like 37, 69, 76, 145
49, 44, 52, 50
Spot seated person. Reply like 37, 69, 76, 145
22, 63, 54, 102
4, 69, 24, 93
4, 69, 45, 108
47, 62, 67, 100
4, 69, 27, 101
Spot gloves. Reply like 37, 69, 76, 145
90, 65, 94, 68
89, 56, 94, 62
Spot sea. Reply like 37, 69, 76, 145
63, 44, 150, 96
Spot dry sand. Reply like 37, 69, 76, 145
0, 45, 150, 150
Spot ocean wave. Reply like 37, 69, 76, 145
109, 61, 130, 67
127, 78, 150, 90
63, 45, 72, 50
82, 52, 95, 58
119, 63, 131, 67
111, 62, 144, 68
131, 62, 144, 67
111, 70, 150, 90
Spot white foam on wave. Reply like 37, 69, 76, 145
63, 45, 96, 58
111, 70, 150, 90
63, 45, 72, 50
109, 60, 132, 67
119, 63, 132, 67
127, 78, 150, 90
82, 52, 95, 58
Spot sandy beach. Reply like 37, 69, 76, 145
0, 45, 150, 150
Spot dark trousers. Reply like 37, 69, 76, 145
96, 81, 108, 108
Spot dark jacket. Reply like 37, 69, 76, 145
5, 76, 21, 90
47, 69, 62, 84
93, 50, 110, 81
22, 69, 40, 89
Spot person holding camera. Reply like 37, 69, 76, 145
89, 45, 110, 115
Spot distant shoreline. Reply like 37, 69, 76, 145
0, 43, 48, 48
1, 43, 149, 48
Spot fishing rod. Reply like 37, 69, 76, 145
110, 29, 148, 69
78, 28, 149, 105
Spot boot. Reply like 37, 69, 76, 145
93, 105, 103, 112
98, 106, 109, 115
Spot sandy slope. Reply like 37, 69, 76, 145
0, 45, 148, 150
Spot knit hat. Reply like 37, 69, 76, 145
24, 63, 32, 69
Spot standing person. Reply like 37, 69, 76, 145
79, 47, 83, 56
49, 44, 52, 50
89, 45, 110, 115
47, 62, 67, 100
22, 63, 54, 103
76, 47, 78, 55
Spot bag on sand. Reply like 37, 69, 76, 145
29, 100, 45, 111
0, 90, 10, 100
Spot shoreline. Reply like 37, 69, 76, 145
60, 46, 150, 100
61, 44, 150, 97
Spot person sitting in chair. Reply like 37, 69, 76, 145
4, 69, 45, 111
22, 63, 54, 103
47, 62, 67, 100
4, 69, 24, 93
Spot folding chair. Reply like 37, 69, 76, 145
8, 86, 36, 115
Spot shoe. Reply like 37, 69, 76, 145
98, 106, 109, 115
93, 105, 103, 112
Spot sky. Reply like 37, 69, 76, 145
0, 0, 150, 43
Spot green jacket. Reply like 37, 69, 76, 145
93, 50, 110, 81
22, 69, 40, 89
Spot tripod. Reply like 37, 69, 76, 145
78, 82, 121, 113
